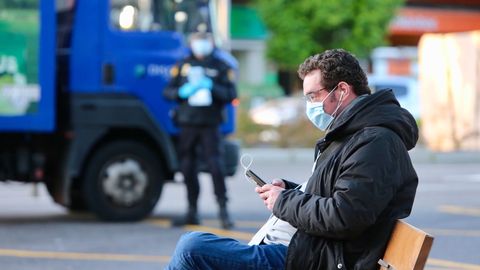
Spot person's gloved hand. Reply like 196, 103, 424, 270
178, 83, 197, 98
197, 77, 213, 91
179, 76, 212, 99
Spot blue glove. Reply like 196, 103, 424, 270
178, 83, 197, 98
197, 77, 213, 90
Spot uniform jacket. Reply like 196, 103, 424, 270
275, 90, 419, 270
163, 52, 237, 127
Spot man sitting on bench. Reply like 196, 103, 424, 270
165, 49, 419, 270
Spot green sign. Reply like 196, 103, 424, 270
0, 2, 40, 115
231, 5, 267, 40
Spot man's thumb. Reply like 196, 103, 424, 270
271, 179, 285, 188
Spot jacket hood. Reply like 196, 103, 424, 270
325, 90, 418, 150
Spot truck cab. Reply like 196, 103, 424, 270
0, 0, 238, 221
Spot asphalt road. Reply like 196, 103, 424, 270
0, 147, 479, 270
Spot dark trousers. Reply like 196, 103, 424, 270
178, 125, 227, 209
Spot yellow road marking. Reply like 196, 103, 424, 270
147, 218, 264, 229
428, 258, 480, 270
184, 225, 254, 241
147, 218, 255, 240
1, 248, 480, 270
0, 248, 170, 263
439, 205, 480, 217
147, 218, 171, 228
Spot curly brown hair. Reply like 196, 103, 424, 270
297, 49, 371, 96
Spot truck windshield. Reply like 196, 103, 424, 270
110, 0, 212, 35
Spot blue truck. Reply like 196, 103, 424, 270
0, 0, 238, 221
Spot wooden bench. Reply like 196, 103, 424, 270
378, 220, 434, 270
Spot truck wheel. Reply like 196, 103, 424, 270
83, 140, 164, 221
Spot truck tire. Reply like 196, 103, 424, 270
83, 140, 164, 221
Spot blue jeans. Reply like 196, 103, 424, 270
165, 231, 288, 270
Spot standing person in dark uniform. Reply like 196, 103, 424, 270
163, 32, 237, 229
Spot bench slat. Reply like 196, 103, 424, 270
379, 220, 434, 270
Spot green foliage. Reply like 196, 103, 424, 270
254, 0, 404, 69
0, 0, 37, 9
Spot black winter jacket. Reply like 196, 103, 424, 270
163, 53, 237, 127
274, 90, 419, 270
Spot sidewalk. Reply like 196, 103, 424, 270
241, 146, 480, 164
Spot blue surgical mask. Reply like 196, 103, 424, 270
305, 86, 343, 131
191, 39, 213, 58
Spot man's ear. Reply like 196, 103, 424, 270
338, 81, 350, 98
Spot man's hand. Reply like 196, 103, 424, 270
255, 179, 285, 211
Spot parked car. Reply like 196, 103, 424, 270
368, 75, 420, 119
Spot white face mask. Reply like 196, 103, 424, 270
305, 86, 344, 131
191, 39, 213, 58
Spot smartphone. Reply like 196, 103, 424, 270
245, 169, 267, 187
